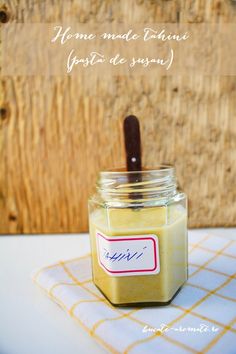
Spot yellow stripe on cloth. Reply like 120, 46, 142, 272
189, 240, 234, 278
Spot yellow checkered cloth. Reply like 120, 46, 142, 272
32, 232, 236, 354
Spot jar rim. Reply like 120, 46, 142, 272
100, 165, 174, 176
96, 164, 177, 204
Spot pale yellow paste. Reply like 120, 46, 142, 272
89, 205, 187, 305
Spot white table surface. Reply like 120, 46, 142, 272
0, 228, 235, 354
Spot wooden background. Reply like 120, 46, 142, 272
0, 0, 236, 233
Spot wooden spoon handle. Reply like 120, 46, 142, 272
123, 115, 142, 172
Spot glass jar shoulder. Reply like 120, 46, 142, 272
89, 190, 187, 233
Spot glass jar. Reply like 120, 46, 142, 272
88, 166, 188, 306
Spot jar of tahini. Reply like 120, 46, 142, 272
88, 166, 188, 306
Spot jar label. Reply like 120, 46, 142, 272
96, 231, 160, 276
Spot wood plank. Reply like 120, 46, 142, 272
0, 0, 236, 233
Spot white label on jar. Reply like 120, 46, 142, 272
96, 231, 160, 276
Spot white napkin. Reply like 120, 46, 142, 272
33, 231, 236, 354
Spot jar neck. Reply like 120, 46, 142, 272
97, 166, 177, 204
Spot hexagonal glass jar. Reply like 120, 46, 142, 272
88, 166, 188, 306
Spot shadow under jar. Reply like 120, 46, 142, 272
88, 166, 188, 306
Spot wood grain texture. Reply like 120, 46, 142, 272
0, 0, 236, 233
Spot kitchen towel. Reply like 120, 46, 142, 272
32, 231, 236, 354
